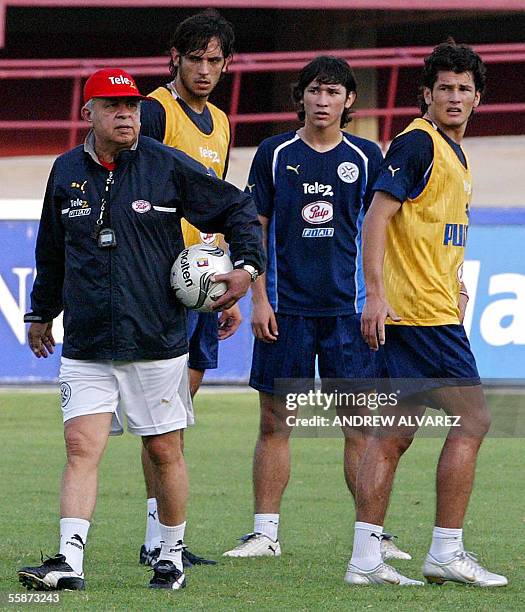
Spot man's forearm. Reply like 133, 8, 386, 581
362, 212, 388, 298
251, 273, 269, 304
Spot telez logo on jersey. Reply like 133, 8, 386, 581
302, 182, 334, 197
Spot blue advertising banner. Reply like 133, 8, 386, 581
1, 215, 524, 383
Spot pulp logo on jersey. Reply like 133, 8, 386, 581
60, 382, 72, 407
443, 223, 468, 247
302, 182, 334, 197
302, 201, 333, 224
337, 162, 359, 183
200, 232, 217, 244
302, 228, 334, 238
132, 200, 151, 213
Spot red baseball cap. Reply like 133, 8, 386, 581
83, 68, 146, 104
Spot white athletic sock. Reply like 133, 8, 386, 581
144, 498, 161, 550
350, 521, 383, 571
59, 518, 90, 575
158, 521, 186, 572
429, 526, 464, 562
254, 513, 279, 542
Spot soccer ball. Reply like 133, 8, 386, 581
170, 244, 233, 312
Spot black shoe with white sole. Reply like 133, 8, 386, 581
149, 560, 186, 590
182, 546, 217, 568
139, 545, 161, 566
18, 554, 85, 591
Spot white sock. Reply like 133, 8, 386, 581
144, 498, 161, 550
350, 521, 383, 571
429, 526, 463, 562
254, 513, 279, 542
59, 518, 90, 575
158, 521, 186, 572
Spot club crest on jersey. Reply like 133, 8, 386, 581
132, 200, 151, 213
302, 201, 333, 225
337, 162, 359, 183
303, 182, 334, 197
200, 232, 217, 245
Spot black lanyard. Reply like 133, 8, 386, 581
91, 171, 117, 248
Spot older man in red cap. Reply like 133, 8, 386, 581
17, 68, 264, 592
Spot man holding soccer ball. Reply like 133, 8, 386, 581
18, 67, 264, 593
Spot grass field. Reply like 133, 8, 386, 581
0, 390, 522, 611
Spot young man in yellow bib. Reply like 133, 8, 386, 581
139, 9, 240, 568
348, 41, 508, 587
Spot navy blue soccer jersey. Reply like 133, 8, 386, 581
248, 130, 383, 316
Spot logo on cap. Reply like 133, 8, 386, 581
83, 68, 144, 103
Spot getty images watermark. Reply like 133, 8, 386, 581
284, 389, 461, 429
273, 378, 525, 438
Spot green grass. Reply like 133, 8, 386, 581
0, 391, 522, 610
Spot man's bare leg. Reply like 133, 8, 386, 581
253, 392, 294, 513
223, 392, 293, 557
433, 385, 491, 528
18, 413, 112, 590
420, 385, 506, 586
140, 367, 204, 555
61, 413, 113, 519
344, 401, 425, 583
18, 412, 113, 588
142, 429, 187, 573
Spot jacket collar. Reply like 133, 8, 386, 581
83, 130, 138, 166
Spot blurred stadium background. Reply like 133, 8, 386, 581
0, 0, 524, 384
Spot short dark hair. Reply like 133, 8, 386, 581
168, 9, 235, 79
292, 56, 357, 127
419, 40, 487, 113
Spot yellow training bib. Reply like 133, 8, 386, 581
384, 118, 472, 325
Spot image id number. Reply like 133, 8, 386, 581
4, 592, 60, 604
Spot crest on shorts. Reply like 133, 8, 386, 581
60, 382, 72, 407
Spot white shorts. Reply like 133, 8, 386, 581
58, 355, 194, 436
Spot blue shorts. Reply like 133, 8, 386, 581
249, 314, 379, 394
187, 310, 219, 371
383, 324, 480, 386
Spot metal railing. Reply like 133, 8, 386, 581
1, 42, 525, 149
